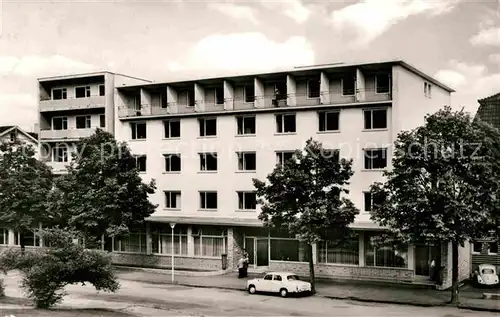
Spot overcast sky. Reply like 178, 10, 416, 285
0, 0, 498, 132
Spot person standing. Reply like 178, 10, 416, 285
237, 256, 245, 278
242, 249, 249, 278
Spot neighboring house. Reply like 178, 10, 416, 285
107, 59, 465, 290
473, 92, 500, 273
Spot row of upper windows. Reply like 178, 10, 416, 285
51, 115, 106, 130
472, 241, 498, 255
129, 108, 389, 140
163, 190, 384, 214
51, 85, 105, 100
133, 148, 388, 173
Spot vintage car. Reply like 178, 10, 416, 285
247, 272, 312, 297
472, 264, 499, 286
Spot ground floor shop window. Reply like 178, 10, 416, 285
0, 228, 9, 245
365, 232, 408, 268
270, 239, 310, 262
317, 235, 359, 265
151, 224, 188, 255
193, 226, 227, 257
113, 232, 147, 253
14, 229, 40, 247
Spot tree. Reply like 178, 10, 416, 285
0, 228, 119, 308
48, 129, 157, 247
0, 141, 53, 251
369, 106, 500, 305
253, 138, 359, 293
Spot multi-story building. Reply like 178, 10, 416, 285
107, 60, 468, 289
37, 71, 151, 173
473, 92, 500, 273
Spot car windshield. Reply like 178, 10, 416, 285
287, 275, 300, 281
482, 269, 494, 274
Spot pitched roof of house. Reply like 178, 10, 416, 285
475, 92, 500, 129
0, 126, 38, 143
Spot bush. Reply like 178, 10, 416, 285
0, 278, 5, 298
0, 229, 119, 308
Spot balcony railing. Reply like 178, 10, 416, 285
117, 88, 392, 118
39, 95, 106, 112
44, 161, 69, 174
39, 127, 97, 140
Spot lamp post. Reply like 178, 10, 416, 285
170, 223, 176, 282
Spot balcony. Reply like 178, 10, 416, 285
45, 161, 69, 174
39, 95, 105, 112
40, 128, 97, 140
117, 88, 392, 118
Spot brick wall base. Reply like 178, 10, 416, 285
111, 253, 222, 271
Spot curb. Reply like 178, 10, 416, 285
168, 281, 500, 313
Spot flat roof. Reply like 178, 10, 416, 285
118, 60, 455, 93
37, 71, 152, 83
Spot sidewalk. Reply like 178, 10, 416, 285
115, 267, 500, 312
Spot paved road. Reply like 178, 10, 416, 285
2, 272, 498, 317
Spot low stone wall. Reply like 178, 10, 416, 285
111, 252, 222, 271
268, 261, 415, 282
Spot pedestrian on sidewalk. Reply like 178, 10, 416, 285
242, 249, 249, 278
238, 256, 245, 278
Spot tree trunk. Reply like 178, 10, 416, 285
449, 241, 460, 305
20, 231, 25, 254
308, 244, 316, 294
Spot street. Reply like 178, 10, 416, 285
1, 272, 498, 317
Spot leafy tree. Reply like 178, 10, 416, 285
0, 228, 119, 308
48, 129, 157, 247
370, 106, 500, 305
0, 141, 53, 251
253, 138, 359, 293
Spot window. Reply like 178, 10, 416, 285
9, 132, 16, 142
237, 152, 256, 171
131, 122, 147, 139
99, 114, 106, 128
215, 87, 224, 105
0, 228, 9, 245
188, 90, 195, 107
52, 88, 67, 100
199, 153, 217, 171
424, 82, 432, 98
193, 226, 227, 257
244, 85, 255, 103
199, 118, 217, 137
264, 274, 273, 280
318, 111, 339, 132
76, 115, 91, 129
113, 231, 147, 253
237, 192, 257, 210
200, 192, 218, 210
375, 74, 390, 94
164, 154, 181, 172
472, 241, 483, 254
365, 232, 408, 268
307, 79, 321, 98
14, 229, 40, 247
164, 191, 181, 209
236, 116, 256, 135
151, 224, 187, 255
75, 86, 91, 98
342, 76, 355, 96
52, 145, 68, 162
364, 109, 387, 129
488, 242, 498, 255
273, 275, 282, 281
52, 117, 68, 130
276, 113, 296, 133
99, 84, 105, 96
270, 239, 310, 262
276, 151, 295, 166
317, 235, 359, 265
364, 149, 387, 170
164, 120, 180, 138
135, 155, 147, 172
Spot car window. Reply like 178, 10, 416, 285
273, 275, 282, 281
482, 269, 495, 274
287, 275, 300, 281
263, 274, 273, 280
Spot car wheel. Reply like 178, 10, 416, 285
248, 285, 256, 294
279, 288, 288, 298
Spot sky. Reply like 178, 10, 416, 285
0, 0, 499, 132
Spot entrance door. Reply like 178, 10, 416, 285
415, 244, 441, 277
245, 237, 255, 265
256, 238, 269, 266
